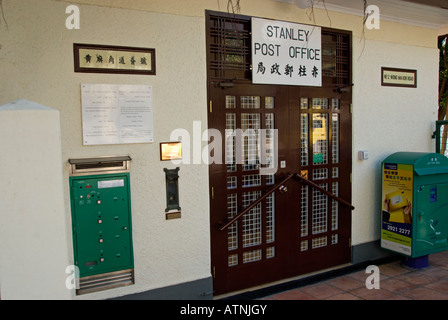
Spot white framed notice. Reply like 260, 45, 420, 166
81, 84, 154, 145
252, 17, 322, 86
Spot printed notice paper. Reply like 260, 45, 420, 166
81, 84, 154, 145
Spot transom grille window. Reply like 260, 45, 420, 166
207, 12, 351, 86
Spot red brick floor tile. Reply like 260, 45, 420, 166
396, 271, 436, 286
425, 280, 448, 294
351, 287, 395, 300
257, 252, 448, 301
384, 294, 411, 300
379, 262, 411, 277
401, 287, 448, 300
300, 283, 344, 299
347, 270, 372, 283
326, 275, 365, 291
424, 267, 448, 281
325, 293, 363, 300
380, 278, 416, 294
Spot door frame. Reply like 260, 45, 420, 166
206, 10, 353, 295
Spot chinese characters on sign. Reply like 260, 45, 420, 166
252, 18, 322, 86
74, 44, 156, 75
79, 49, 151, 70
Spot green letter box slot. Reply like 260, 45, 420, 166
69, 156, 134, 294
381, 152, 448, 260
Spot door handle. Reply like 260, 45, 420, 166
278, 185, 288, 193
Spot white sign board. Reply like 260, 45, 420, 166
81, 84, 154, 145
252, 18, 322, 86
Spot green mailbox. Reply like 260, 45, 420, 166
381, 152, 448, 260
69, 156, 134, 294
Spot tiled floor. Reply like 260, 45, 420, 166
261, 251, 448, 300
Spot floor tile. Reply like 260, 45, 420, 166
396, 271, 436, 286
401, 287, 448, 300
255, 251, 448, 301
425, 280, 448, 294
346, 270, 371, 283
300, 283, 344, 299
379, 262, 411, 277
326, 275, 365, 291
380, 278, 416, 294
423, 267, 448, 280
325, 293, 363, 300
350, 287, 395, 300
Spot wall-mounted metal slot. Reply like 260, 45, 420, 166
164, 167, 181, 212
68, 155, 131, 176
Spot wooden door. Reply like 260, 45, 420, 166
206, 11, 352, 295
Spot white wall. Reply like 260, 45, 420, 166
0, 0, 440, 298
0, 0, 210, 299
0, 100, 71, 300
351, 39, 439, 246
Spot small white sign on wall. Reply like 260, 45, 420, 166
81, 83, 154, 145
252, 17, 322, 86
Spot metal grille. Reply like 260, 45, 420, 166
265, 97, 275, 109
301, 98, 309, 109
227, 176, 237, 189
266, 193, 275, 243
223, 93, 279, 270
228, 254, 238, 267
312, 183, 328, 235
226, 112, 236, 172
301, 185, 309, 237
242, 191, 262, 248
208, 13, 351, 85
322, 32, 351, 86
301, 114, 309, 166
208, 14, 251, 80
266, 246, 275, 258
226, 95, 236, 109
331, 182, 339, 231
313, 168, 328, 180
241, 96, 260, 109
332, 113, 340, 163
227, 193, 238, 250
242, 174, 261, 187
241, 112, 261, 171
265, 112, 275, 170
312, 236, 327, 249
300, 240, 308, 252
243, 249, 262, 263
312, 98, 328, 110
